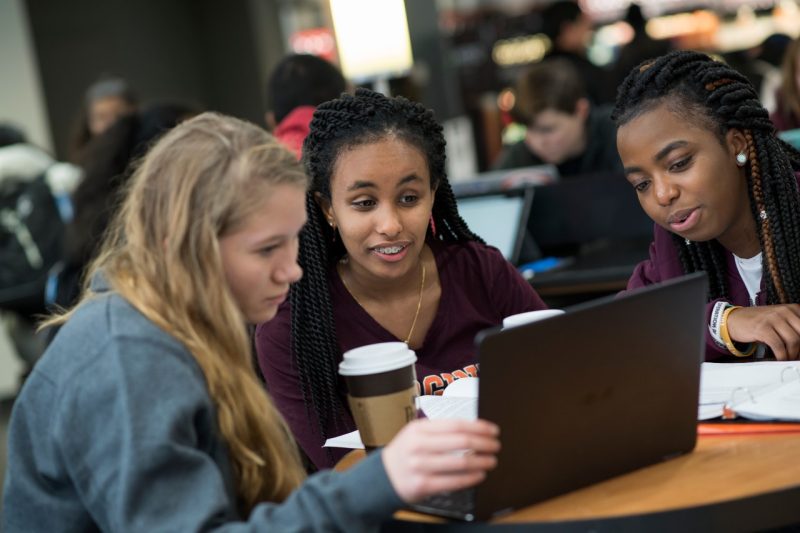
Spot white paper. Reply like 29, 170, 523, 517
418, 396, 478, 420
441, 376, 479, 398
324, 430, 365, 449
734, 380, 800, 421
698, 403, 726, 421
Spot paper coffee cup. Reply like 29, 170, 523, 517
339, 343, 418, 449
502, 309, 565, 329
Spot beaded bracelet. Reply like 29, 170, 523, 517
719, 305, 756, 358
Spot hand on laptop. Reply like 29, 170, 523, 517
726, 304, 800, 360
381, 418, 500, 503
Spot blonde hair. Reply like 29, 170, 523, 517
45, 112, 307, 511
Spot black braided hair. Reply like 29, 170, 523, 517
613, 50, 800, 303
292, 88, 484, 449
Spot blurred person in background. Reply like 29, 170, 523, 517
53, 102, 197, 312
265, 54, 347, 159
540, 0, 615, 105
0, 123, 26, 147
0, 123, 81, 370
611, 3, 672, 91
724, 34, 791, 115
0, 122, 82, 311
494, 59, 621, 176
68, 76, 138, 164
753, 33, 792, 113
771, 36, 800, 132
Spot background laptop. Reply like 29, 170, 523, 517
412, 272, 707, 521
455, 186, 534, 266
450, 164, 559, 198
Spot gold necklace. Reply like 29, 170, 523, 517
339, 260, 426, 345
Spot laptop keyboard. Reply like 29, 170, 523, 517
409, 488, 476, 521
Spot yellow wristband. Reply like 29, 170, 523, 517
719, 305, 756, 358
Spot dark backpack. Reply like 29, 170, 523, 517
0, 173, 65, 316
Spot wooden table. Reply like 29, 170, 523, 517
338, 431, 800, 531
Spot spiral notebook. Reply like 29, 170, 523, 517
699, 361, 800, 421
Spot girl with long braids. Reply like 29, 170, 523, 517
4, 113, 501, 531
614, 50, 800, 361
256, 88, 546, 469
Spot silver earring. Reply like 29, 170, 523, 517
685, 239, 692, 246
760, 210, 767, 220
736, 152, 747, 166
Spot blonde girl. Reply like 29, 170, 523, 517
3, 113, 499, 531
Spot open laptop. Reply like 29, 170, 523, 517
450, 164, 559, 198
455, 186, 535, 266
411, 272, 707, 521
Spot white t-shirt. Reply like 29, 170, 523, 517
708, 252, 765, 358
734, 252, 763, 306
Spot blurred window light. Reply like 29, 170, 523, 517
647, 10, 719, 40
289, 28, 336, 62
492, 35, 550, 67
497, 88, 516, 113
581, 0, 783, 21
329, 0, 414, 81
595, 21, 634, 48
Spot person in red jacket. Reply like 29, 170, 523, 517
614, 51, 800, 362
265, 54, 347, 159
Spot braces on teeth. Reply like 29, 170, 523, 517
376, 246, 404, 254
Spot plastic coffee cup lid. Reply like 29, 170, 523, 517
339, 342, 417, 376
502, 309, 565, 329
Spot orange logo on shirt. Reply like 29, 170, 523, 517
418, 364, 479, 396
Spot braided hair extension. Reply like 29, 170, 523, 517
613, 50, 800, 304
293, 88, 484, 447
671, 234, 729, 299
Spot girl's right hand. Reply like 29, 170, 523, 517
726, 304, 800, 360
381, 418, 500, 504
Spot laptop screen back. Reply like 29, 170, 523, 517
472, 272, 708, 520
526, 172, 652, 251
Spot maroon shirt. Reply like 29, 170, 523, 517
256, 240, 546, 468
626, 223, 767, 361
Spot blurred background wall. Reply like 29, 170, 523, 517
1, 0, 52, 152
6, 0, 800, 169
24, 0, 284, 159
